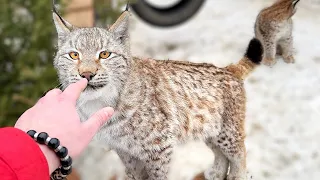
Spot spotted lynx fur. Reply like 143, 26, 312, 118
254, 0, 300, 66
50, 4, 264, 180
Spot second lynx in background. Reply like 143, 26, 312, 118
254, 0, 300, 66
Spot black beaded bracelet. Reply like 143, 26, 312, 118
27, 130, 72, 177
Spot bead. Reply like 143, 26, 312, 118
45, 137, 51, 145
60, 167, 72, 175
62, 165, 71, 170
61, 154, 70, 161
56, 146, 68, 158
33, 132, 39, 140
27, 130, 36, 138
48, 138, 60, 150
54, 145, 62, 153
60, 156, 72, 167
37, 132, 49, 144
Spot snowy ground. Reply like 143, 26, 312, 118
73, 0, 320, 180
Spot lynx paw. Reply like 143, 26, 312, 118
227, 176, 247, 180
125, 174, 137, 180
262, 58, 276, 67
204, 172, 227, 180
283, 55, 295, 64
226, 171, 252, 180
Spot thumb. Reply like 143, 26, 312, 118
82, 107, 114, 138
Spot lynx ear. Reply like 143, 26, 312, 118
108, 10, 130, 41
52, 1, 75, 36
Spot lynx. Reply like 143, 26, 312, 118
51, 5, 263, 180
254, 0, 300, 66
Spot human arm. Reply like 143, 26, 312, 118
0, 78, 114, 179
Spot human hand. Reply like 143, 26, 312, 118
14, 78, 114, 173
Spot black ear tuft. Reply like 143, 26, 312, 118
245, 38, 263, 64
125, 1, 130, 11
52, 0, 58, 13
52, 0, 67, 28
293, 0, 301, 9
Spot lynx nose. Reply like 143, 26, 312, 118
80, 72, 96, 81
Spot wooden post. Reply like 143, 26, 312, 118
63, 0, 94, 27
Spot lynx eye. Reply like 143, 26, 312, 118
68, 52, 79, 60
99, 51, 111, 59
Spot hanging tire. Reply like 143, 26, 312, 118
129, 0, 205, 27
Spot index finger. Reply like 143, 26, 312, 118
61, 78, 88, 102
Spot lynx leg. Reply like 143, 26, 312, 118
278, 36, 295, 64
225, 144, 247, 180
215, 138, 247, 180
117, 151, 148, 180
262, 40, 277, 66
205, 139, 229, 180
144, 145, 173, 180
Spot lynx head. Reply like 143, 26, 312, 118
52, 7, 131, 99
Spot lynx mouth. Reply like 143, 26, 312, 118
86, 83, 105, 90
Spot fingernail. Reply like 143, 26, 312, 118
79, 78, 88, 85
103, 107, 114, 118
81, 78, 88, 83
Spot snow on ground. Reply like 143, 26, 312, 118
74, 0, 320, 180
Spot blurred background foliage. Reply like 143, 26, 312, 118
0, 0, 126, 126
